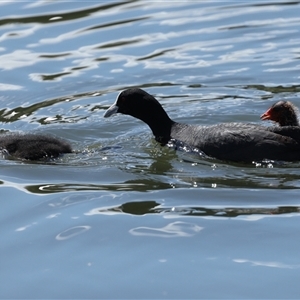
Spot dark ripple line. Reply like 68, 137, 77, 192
80, 16, 149, 34
0, 1, 138, 26
96, 200, 300, 218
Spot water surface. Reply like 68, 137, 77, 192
1, 1, 300, 298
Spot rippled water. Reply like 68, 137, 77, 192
1, 1, 300, 298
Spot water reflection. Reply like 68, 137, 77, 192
2, 154, 300, 195
233, 258, 300, 269
24, 180, 172, 194
56, 225, 91, 241
245, 84, 300, 94
129, 221, 203, 238
0, 91, 102, 123
86, 200, 300, 218
0, 2, 136, 26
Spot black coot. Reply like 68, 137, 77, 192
261, 100, 299, 126
104, 88, 300, 162
0, 133, 72, 160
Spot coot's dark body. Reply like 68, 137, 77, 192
169, 122, 300, 162
104, 88, 300, 162
0, 133, 72, 160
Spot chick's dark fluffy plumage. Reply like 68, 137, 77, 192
0, 133, 72, 160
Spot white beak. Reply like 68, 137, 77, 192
104, 103, 119, 118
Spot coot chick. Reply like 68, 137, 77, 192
104, 88, 300, 162
260, 100, 299, 126
0, 133, 72, 160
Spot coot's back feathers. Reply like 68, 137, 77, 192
0, 133, 72, 160
171, 122, 300, 162
104, 88, 300, 162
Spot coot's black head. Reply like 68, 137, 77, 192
104, 88, 165, 118
104, 88, 174, 144
261, 100, 299, 126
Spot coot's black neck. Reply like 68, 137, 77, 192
139, 107, 175, 145
131, 102, 175, 145
281, 114, 299, 127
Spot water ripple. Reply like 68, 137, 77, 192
56, 225, 91, 241
129, 221, 203, 238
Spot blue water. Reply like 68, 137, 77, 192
1, 1, 300, 298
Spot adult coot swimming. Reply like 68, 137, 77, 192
260, 100, 299, 126
0, 133, 72, 160
104, 88, 300, 162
